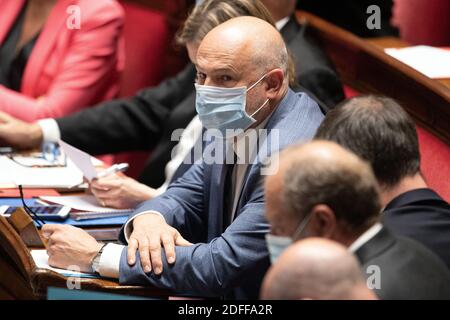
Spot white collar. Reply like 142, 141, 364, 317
276, 16, 290, 31
233, 114, 271, 163
348, 223, 383, 253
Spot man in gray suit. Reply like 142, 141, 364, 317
42, 16, 324, 299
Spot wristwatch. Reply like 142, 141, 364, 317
91, 243, 107, 274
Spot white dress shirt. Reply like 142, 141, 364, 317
155, 115, 202, 195
275, 16, 290, 31
348, 223, 383, 253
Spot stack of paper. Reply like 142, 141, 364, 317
385, 46, 450, 79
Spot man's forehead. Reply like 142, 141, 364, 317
197, 38, 253, 68
197, 50, 235, 68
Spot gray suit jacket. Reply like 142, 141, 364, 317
118, 89, 324, 299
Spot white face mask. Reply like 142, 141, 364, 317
265, 212, 314, 263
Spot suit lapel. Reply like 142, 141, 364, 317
0, 0, 26, 44
21, 0, 76, 95
279, 15, 301, 45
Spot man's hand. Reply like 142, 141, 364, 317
128, 213, 193, 275
42, 224, 103, 273
0, 112, 43, 149
90, 173, 158, 209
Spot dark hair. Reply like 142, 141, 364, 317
282, 147, 381, 234
314, 95, 421, 187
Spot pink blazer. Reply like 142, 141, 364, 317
0, 0, 125, 122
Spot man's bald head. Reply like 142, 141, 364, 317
199, 16, 288, 77
265, 141, 381, 241
261, 238, 378, 300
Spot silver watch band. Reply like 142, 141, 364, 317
91, 243, 107, 274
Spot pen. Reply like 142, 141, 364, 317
97, 163, 129, 179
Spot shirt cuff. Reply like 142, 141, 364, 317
98, 243, 125, 279
37, 118, 61, 143
123, 210, 166, 243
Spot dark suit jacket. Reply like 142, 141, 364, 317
57, 64, 197, 188
118, 89, 324, 299
356, 227, 450, 300
56, 15, 343, 188
282, 15, 344, 111
382, 188, 450, 268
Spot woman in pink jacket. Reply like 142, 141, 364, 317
0, 0, 124, 122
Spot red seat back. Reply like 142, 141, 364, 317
112, 2, 174, 178
392, 0, 450, 46
417, 126, 450, 202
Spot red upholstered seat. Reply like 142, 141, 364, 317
417, 126, 450, 202
118, 2, 169, 97
343, 85, 359, 99
392, 0, 450, 46
112, 2, 175, 178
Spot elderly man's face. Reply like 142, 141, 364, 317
196, 36, 269, 124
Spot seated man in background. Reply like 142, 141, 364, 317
41, 17, 324, 299
264, 140, 450, 299
260, 238, 378, 300
260, 0, 345, 109
314, 95, 450, 268
0, 0, 343, 209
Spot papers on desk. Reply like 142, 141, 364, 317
0, 141, 104, 189
0, 156, 83, 189
31, 249, 99, 278
385, 45, 450, 79
40, 195, 132, 220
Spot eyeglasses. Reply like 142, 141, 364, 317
18, 185, 46, 228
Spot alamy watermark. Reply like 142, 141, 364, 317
66, 265, 82, 290
170, 128, 281, 175
366, 5, 381, 30
66, 5, 81, 30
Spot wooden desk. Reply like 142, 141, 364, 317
296, 11, 450, 145
0, 189, 169, 300
367, 37, 450, 89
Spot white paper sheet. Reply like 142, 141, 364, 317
31, 249, 99, 278
40, 194, 131, 213
59, 140, 98, 181
0, 156, 83, 188
385, 46, 450, 79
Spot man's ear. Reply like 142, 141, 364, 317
308, 204, 337, 238
264, 68, 284, 98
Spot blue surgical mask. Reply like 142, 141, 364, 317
265, 212, 314, 264
195, 73, 269, 139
